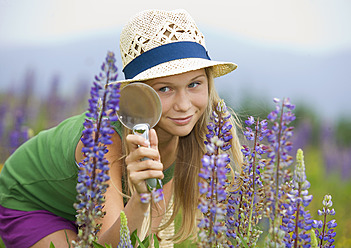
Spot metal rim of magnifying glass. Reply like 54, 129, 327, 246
117, 82, 162, 129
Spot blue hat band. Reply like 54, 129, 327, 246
122, 41, 211, 80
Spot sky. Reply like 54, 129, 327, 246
1, 0, 351, 54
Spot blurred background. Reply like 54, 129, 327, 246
0, 0, 350, 246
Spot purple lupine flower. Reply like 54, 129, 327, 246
261, 97, 296, 246
8, 108, 32, 154
198, 100, 233, 247
312, 195, 337, 248
117, 211, 133, 248
281, 149, 314, 247
73, 51, 120, 248
227, 116, 268, 246
139, 188, 164, 204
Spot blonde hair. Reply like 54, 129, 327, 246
120, 67, 243, 243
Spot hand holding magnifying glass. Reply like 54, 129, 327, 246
117, 83, 163, 192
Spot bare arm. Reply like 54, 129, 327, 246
98, 129, 164, 246
32, 129, 163, 247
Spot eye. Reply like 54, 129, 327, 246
159, 86, 170, 93
188, 81, 200, 88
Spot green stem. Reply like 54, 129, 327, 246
86, 71, 110, 239
272, 101, 285, 245
319, 212, 327, 247
237, 193, 244, 234
209, 111, 223, 246
247, 118, 259, 240
92, 71, 110, 183
293, 184, 301, 248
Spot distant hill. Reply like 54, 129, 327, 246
0, 27, 350, 121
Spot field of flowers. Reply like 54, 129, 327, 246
0, 66, 350, 247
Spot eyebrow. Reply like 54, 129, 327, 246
150, 73, 207, 86
191, 73, 207, 81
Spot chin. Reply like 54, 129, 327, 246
176, 131, 192, 137
158, 125, 193, 137
172, 126, 195, 137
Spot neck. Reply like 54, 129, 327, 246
155, 128, 178, 170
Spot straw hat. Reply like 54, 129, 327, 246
115, 9, 237, 84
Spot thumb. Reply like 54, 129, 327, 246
149, 128, 159, 151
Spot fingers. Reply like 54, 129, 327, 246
125, 145, 160, 162
126, 133, 150, 151
126, 158, 164, 194
125, 128, 163, 194
125, 128, 160, 162
149, 129, 158, 151
127, 160, 164, 181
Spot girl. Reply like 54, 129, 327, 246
0, 9, 242, 247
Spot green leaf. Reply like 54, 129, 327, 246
238, 233, 249, 248
64, 230, 71, 248
141, 235, 150, 248
50, 242, 55, 248
92, 241, 106, 248
153, 234, 160, 248
131, 229, 138, 246
134, 234, 146, 248
132, 232, 155, 248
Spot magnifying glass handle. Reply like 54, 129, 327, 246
132, 123, 163, 192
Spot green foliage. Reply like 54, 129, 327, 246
123, 230, 159, 248
237, 233, 250, 248
130, 229, 137, 246
132, 232, 148, 248
93, 241, 112, 248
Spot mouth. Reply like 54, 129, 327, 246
169, 115, 193, 125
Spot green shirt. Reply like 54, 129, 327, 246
0, 113, 123, 221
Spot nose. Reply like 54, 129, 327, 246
173, 90, 192, 112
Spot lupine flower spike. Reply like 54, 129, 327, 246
198, 100, 233, 247
229, 116, 268, 246
262, 97, 296, 247
281, 149, 314, 248
117, 211, 133, 248
312, 195, 337, 248
72, 51, 120, 248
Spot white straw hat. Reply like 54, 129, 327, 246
114, 9, 237, 84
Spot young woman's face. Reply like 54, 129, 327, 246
146, 69, 209, 138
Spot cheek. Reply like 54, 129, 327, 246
196, 90, 209, 111
159, 97, 172, 115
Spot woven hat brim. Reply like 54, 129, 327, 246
111, 58, 237, 85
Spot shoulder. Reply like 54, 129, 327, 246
75, 128, 123, 165
107, 130, 123, 160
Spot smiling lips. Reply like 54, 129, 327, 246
169, 115, 193, 125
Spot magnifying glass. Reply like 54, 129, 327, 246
117, 83, 163, 191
